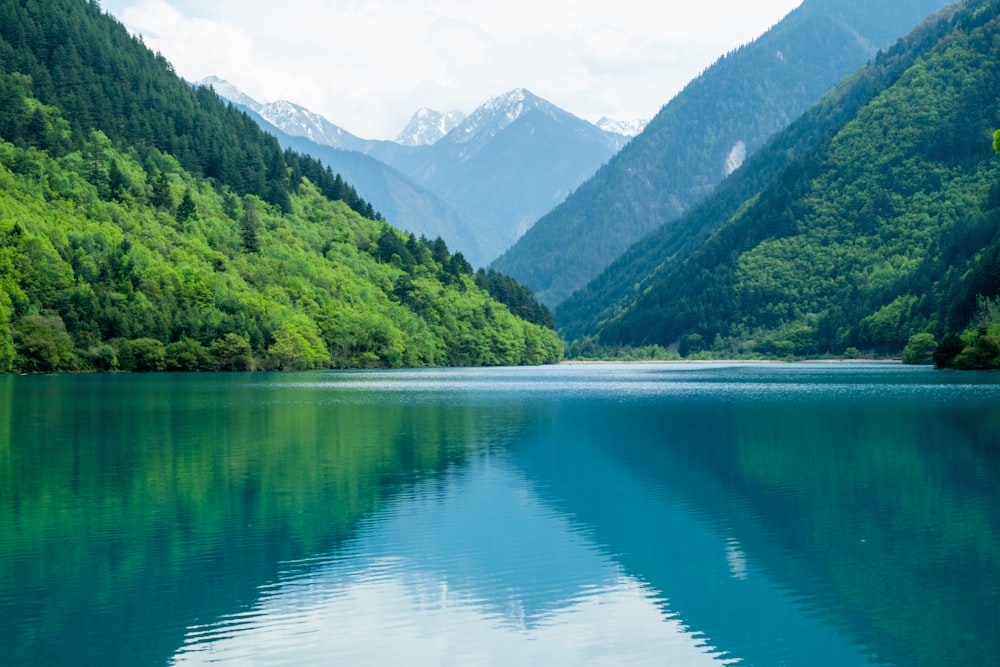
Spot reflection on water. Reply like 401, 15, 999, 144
1, 364, 998, 666
172, 456, 734, 666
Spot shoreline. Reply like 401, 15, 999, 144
559, 358, 903, 365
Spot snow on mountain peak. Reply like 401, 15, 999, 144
198, 76, 262, 112
452, 89, 553, 144
395, 108, 466, 146
596, 117, 648, 138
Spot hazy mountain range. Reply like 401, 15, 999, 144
205, 78, 646, 267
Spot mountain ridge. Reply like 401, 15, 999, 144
206, 79, 634, 264
559, 0, 1000, 361
491, 0, 955, 306
395, 108, 466, 146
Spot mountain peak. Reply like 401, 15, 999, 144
201, 76, 367, 151
596, 117, 648, 138
450, 88, 561, 146
198, 76, 262, 112
395, 108, 466, 146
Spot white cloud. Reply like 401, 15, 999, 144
101, 0, 803, 139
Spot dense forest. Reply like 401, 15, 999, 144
0, 0, 560, 373
559, 0, 1000, 369
492, 0, 952, 307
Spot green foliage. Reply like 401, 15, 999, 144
935, 295, 1000, 369
119, 337, 166, 372
494, 0, 953, 307
212, 334, 254, 372
559, 0, 1000, 363
0, 2, 562, 373
13, 313, 77, 372
933, 334, 965, 368
902, 333, 937, 364
474, 268, 554, 329
268, 315, 329, 370
564, 336, 680, 361
164, 338, 212, 371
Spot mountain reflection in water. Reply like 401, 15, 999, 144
0, 364, 997, 667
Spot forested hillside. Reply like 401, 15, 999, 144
244, 109, 504, 268
561, 0, 1000, 364
493, 0, 953, 306
0, 0, 561, 373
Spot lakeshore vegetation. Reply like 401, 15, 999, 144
0, 0, 561, 373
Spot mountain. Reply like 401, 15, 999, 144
491, 0, 956, 306
367, 88, 628, 257
258, 99, 370, 152
596, 117, 647, 138
395, 108, 466, 146
206, 81, 624, 265
199, 75, 262, 112
0, 0, 561, 372
204, 80, 501, 266
199, 78, 370, 153
242, 105, 504, 266
558, 0, 1000, 361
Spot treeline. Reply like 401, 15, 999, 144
558, 0, 1000, 362
0, 0, 563, 373
0, 0, 379, 219
0, 114, 562, 372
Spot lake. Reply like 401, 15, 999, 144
1, 363, 998, 666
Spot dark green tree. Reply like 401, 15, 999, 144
176, 188, 196, 222
211, 333, 254, 371
150, 170, 172, 210
933, 334, 965, 369
240, 198, 262, 253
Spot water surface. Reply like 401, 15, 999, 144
1, 363, 998, 666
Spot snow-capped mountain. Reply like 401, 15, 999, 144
596, 117, 648, 138
452, 88, 540, 143
199, 77, 368, 152
203, 77, 633, 264
258, 99, 369, 152
367, 88, 626, 253
395, 108, 466, 146
200, 75, 263, 112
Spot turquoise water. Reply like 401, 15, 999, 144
1, 363, 998, 666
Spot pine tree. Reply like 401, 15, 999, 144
176, 188, 196, 222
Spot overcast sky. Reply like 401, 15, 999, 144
99, 0, 803, 140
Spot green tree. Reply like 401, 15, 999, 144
268, 316, 330, 370
150, 170, 172, 210
212, 333, 254, 371
933, 334, 964, 369
902, 333, 937, 365
240, 198, 262, 253
13, 314, 78, 373
165, 337, 213, 371
119, 338, 167, 372
993, 129, 1000, 153
176, 188, 196, 222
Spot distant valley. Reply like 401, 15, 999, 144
205, 78, 645, 268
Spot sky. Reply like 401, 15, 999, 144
98, 0, 804, 140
